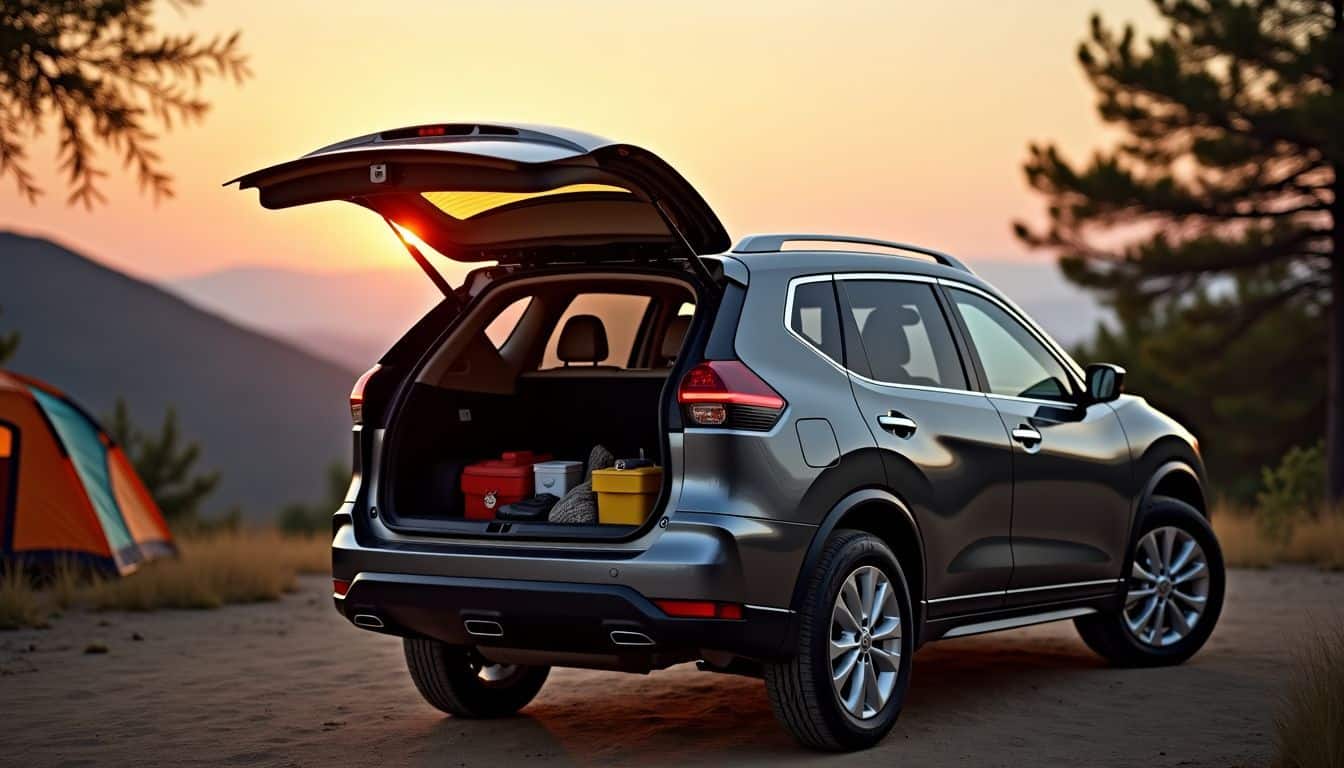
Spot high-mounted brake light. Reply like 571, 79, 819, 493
350, 364, 382, 424
677, 361, 785, 429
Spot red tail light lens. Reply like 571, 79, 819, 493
333, 579, 351, 597
677, 361, 785, 428
653, 599, 744, 620
350, 364, 382, 424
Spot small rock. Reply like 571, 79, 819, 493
96, 620, 111, 628
84, 643, 109, 655
131, 632, 144, 642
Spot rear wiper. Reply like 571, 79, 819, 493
383, 216, 455, 298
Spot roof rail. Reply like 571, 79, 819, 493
732, 233, 971, 273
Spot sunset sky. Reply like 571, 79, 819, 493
0, 0, 1159, 284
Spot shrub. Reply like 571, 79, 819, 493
1257, 443, 1326, 542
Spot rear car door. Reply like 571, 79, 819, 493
942, 284, 1132, 605
832, 275, 1015, 617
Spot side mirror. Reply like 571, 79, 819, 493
1084, 363, 1126, 403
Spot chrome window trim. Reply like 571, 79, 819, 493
782, 271, 1087, 401
782, 274, 850, 377
785, 272, 979, 395
986, 392, 1081, 408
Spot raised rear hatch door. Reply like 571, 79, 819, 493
228, 123, 728, 263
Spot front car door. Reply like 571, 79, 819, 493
832, 275, 1015, 618
942, 284, 1132, 606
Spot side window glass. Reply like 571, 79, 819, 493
837, 280, 968, 390
950, 289, 1073, 401
484, 297, 532, 349
788, 279, 844, 365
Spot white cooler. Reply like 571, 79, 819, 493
533, 460, 584, 497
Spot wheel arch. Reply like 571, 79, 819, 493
790, 488, 926, 638
1145, 461, 1207, 517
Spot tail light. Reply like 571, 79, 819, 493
349, 364, 382, 424
333, 579, 350, 597
677, 361, 785, 430
653, 599, 744, 620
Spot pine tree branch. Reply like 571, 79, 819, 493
0, 0, 250, 206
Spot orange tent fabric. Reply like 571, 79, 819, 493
0, 371, 175, 574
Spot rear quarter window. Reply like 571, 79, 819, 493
787, 279, 844, 365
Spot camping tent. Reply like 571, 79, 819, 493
0, 370, 175, 575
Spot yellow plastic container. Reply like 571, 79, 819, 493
592, 466, 663, 525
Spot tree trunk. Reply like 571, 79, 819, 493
1330, 0, 1344, 505
1331, 220, 1344, 505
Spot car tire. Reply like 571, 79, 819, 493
764, 529, 914, 751
1074, 496, 1225, 667
403, 637, 549, 718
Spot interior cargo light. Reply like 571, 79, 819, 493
333, 579, 350, 597
654, 599, 744, 620
350, 364, 382, 424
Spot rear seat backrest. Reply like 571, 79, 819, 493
556, 314, 611, 367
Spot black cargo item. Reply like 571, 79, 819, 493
498, 493, 561, 521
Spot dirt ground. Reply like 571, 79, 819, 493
2, 568, 1340, 767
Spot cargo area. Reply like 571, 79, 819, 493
379, 271, 702, 537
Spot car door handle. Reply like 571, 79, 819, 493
877, 412, 917, 437
1010, 424, 1043, 449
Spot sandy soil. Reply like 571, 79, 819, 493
2, 568, 1341, 768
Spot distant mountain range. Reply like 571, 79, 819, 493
0, 232, 357, 521
166, 256, 1108, 368
168, 265, 445, 369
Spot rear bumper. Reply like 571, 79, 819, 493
335, 573, 793, 670
331, 510, 813, 668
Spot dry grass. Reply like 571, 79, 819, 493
0, 563, 48, 630
1214, 503, 1344, 571
0, 530, 329, 628
1274, 622, 1344, 768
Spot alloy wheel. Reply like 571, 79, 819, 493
830, 565, 902, 721
1125, 526, 1211, 647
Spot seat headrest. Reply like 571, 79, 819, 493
557, 314, 609, 364
660, 316, 692, 360
862, 307, 911, 366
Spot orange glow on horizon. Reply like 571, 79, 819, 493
0, 0, 1163, 283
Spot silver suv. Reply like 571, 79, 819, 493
234, 123, 1224, 751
